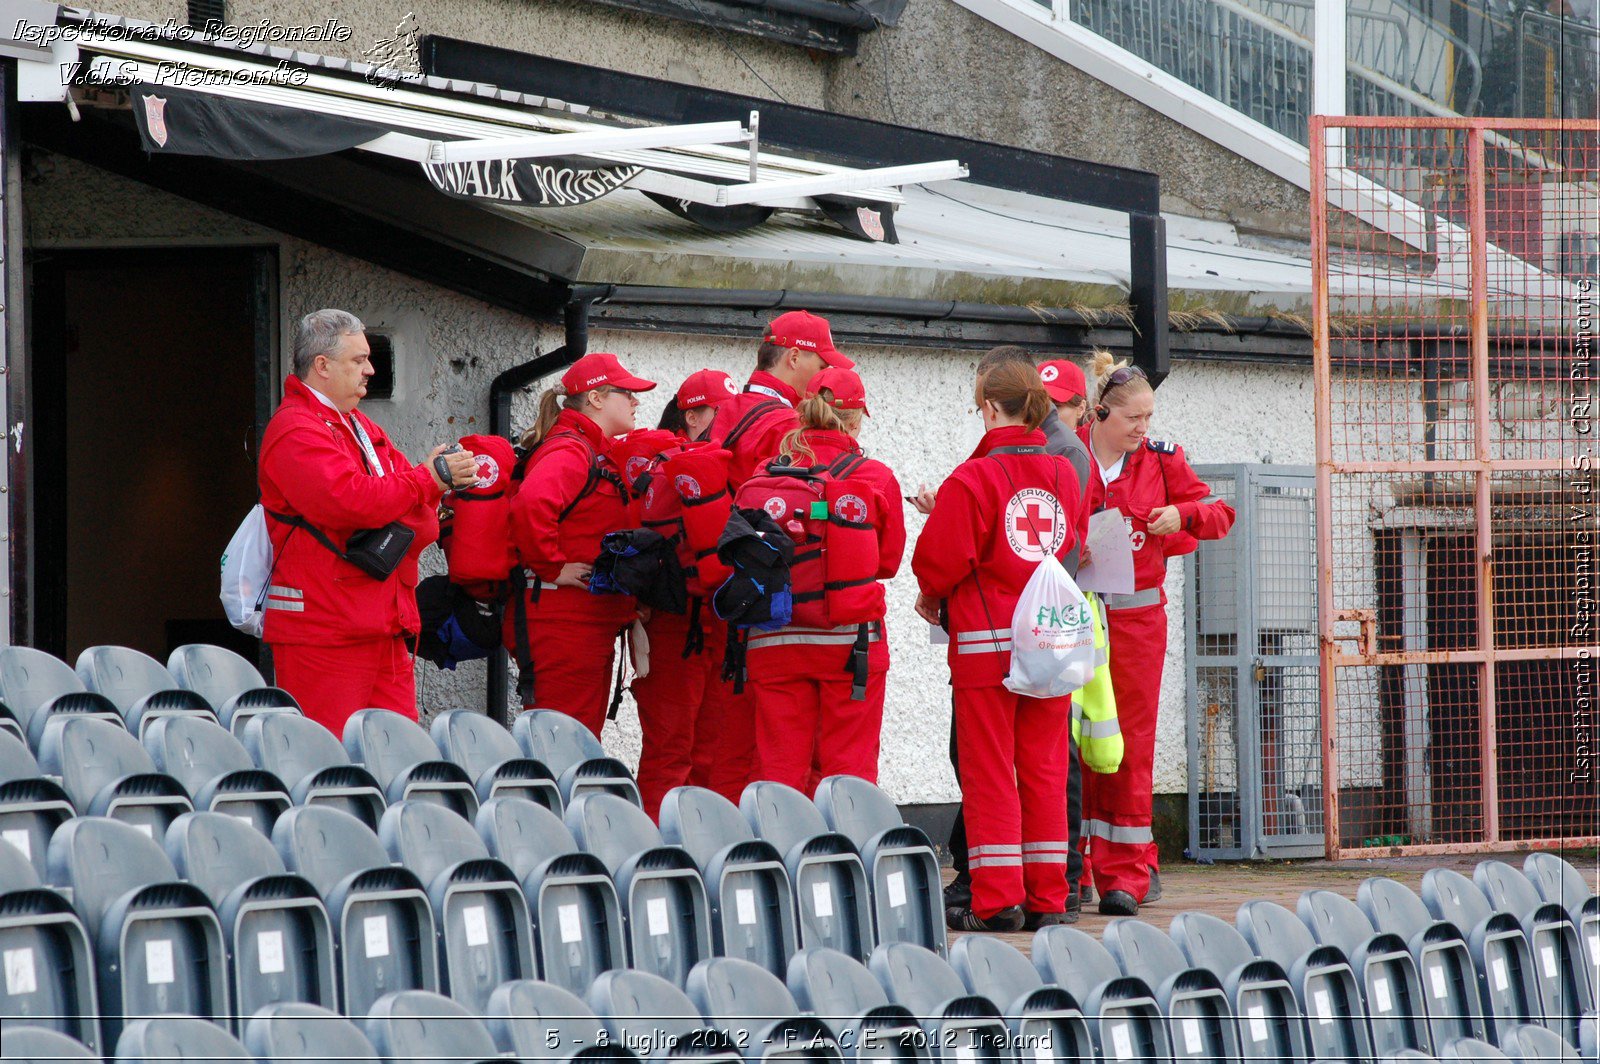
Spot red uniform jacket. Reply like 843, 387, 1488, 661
507, 408, 637, 625
744, 431, 906, 678
913, 425, 1087, 688
1078, 429, 1236, 601
258, 375, 442, 645
707, 371, 802, 487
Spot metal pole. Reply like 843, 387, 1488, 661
0, 60, 16, 648
1314, 0, 1348, 167
1310, 115, 1341, 860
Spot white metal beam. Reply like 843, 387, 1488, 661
428, 121, 749, 164
714, 161, 969, 206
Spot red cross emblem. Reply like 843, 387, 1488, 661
1003, 489, 1066, 560
473, 454, 500, 489
1012, 503, 1055, 547
835, 494, 869, 523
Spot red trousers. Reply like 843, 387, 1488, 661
631, 607, 738, 818
272, 636, 417, 738
1082, 603, 1166, 900
953, 684, 1073, 918
751, 671, 886, 794
520, 615, 621, 739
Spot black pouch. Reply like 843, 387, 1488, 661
343, 521, 416, 580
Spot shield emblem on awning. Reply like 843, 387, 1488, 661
143, 95, 169, 148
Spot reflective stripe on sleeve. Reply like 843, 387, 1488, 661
1081, 718, 1121, 739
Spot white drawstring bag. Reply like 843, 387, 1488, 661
220, 504, 273, 637
1004, 553, 1096, 698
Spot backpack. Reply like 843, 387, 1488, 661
220, 505, 273, 637
438, 433, 520, 602
639, 443, 737, 597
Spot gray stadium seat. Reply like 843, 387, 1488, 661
1440, 1037, 1513, 1060
742, 781, 874, 961
1424, 867, 1543, 1043
660, 785, 799, 978
1169, 910, 1310, 1061
1498, 1021, 1580, 1060
343, 709, 479, 819
588, 967, 742, 1063
378, 800, 535, 1011
47, 816, 228, 1044
0, 843, 101, 1054
567, 791, 713, 987
514, 708, 643, 807
76, 644, 217, 739
431, 707, 564, 810
143, 714, 291, 833
0, 701, 24, 745
1236, 899, 1375, 1062
689, 955, 844, 1064
362, 989, 504, 1064
216, 685, 302, 738
242, 1001, 381, 1063
1, 1026, 98, 1062
0, 731, 74, 880
243, 711, 386, 830
165, 811, 337, 1019
113, 1014, 252, 1062
869, 942, 1010, 1064
1582, 1012, 1597, 1060
1031, 925, 1169, 1063
487, 979, 620, 1060
786, 947, 927, 1064
35, 716, 193, 834
1299, 888, 1432, 1055
168, 643, 267, 709
948, 933, 1092, 1064
1477, 859, 1591, 1045
814, 776, 945, 957
1359, 876, 1489, 1047
0, 646, 94, 744
1524, 853, 1600, 1012
475, 795, 626, 994
271, 804, 439, 1017
1103, 915, 1243, 1060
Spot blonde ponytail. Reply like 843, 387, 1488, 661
519, 385, 575, 450
778, 390, 863, 464
1090, 348, 1151, 410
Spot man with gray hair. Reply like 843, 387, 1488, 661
258, 309, 476, 733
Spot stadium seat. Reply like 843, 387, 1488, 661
514, 708, 643, 807
1299, 888, 1432, 1055
1477, 859, 1591, 1045
1103, 915, 1243, 1060
0, 701, 24, 745
1424, 867, 1543, 1043
378, 800, 535, 1011
271, 804, 439, 1016
1498, 1021, 1580, 1060
1359, 876, 1489, 1046
566, 791, 713, 987
165, 811, 337, 1020
689, 955, 845, 1063
1, 1026, 98, 1062
113, 1014, 252, 1061
242, 711, 386, 830
787, 946, 927, 1064
0, 840, 101, 1053
1524, 853, 1600, 1010
487, 978, 625, 1060
431, 707, 564, 810
1169, 910, 1310, 1061
588, 967, 742, 1063
1031, 925, 1170, 1063
948, 933, 1093, 1064
0, 646, 100, 746
475, 795, 626, 994
1439, 1037, 1514, 1060
343, 709, 479, 819
0, 731, 74, 880
742, 780, 874, 960
869, 941, 1010, 1064
1582, 1012, 1597, 1060
660, 784, 799, 978
215, 686, 302, 739
813, 776, 945, 957
35, 716, 193, 834
363, 989, 502, 1064
167, 643, 267, 709
75, 644, 217, 739
47, 816, 228, 1044
242, 1001, 381, 1063
143, 714, 291, 833
1236, 899, 1375, 1062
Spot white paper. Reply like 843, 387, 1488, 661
1428, 963, 1448, 1000
886, 871, 907, 909
146, 939, 175, 985
1312, 989, 1332, 1025
258, 930, 285, 975
1182, 1017, 1202, 1053
954, 1047, 974, 1064
1372, 975, 1392, 1012
364, 915, 390, 959
1074, 510, 1135, 595
132, 822, 155, 840
1491, 956, 1508, 992
558, 903, 583, 944
1031, 1033, 1052, 1063
1246, 1005, 1268, 1043
463, 904, 490, 947
811, 881, 834, 918
928, 623, 950, 646
735, 889, 757, 926
647, 897, 670, 937
1109, 1022, 1133, 1060
4, 947, 37, 995
1, 829, 30, 862
1540, 945, 1557, 978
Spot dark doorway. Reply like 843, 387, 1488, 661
29, 247, 275, 663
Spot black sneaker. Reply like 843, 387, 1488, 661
943, 871, 972, 910
1065, 886, 1082, 921
1097, 890, 1138, 917
1024, 908, 1076, 930
1144, 870, 1163, 904
946, 904, 1026, 933
1078, 881, 1095, 905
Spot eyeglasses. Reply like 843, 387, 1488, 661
1100, 364, 1147, 398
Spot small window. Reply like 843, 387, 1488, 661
186, 0, 226, 31
365, 333, 396, 400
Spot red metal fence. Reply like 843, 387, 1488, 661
1312, 116, 1598, 859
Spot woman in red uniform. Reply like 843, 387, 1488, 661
1078, 352, 1234, 916
745, 367, 906, 792
507, 352, 657, 735
912, 361, 1087, 933
631, 369, 742, 817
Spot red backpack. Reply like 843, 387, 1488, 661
438, 433, 521, 602
639, 442, 736, 598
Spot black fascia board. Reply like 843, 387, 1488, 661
579, 0, 867, 53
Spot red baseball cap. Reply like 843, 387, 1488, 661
807, 367, 870, 416
560, 352, 657, 395
764, 310, 854, 369
1038, 359, 1087, 404
676, 369, 739, 409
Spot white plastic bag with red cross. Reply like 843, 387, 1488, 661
1004, 554, 1096, 699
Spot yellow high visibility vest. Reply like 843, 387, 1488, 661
1071, 592, 1123, 773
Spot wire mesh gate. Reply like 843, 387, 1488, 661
1312, 116, 1599, 859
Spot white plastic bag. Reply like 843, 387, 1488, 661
220, 504, 273, 637
1004, 554, 1096, 699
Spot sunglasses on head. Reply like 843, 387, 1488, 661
1103, 365, 1148, 390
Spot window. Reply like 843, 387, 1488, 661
364, 332, 396, 401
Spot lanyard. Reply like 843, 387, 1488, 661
745, 383, 792, 405
347, 414, 386, 477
